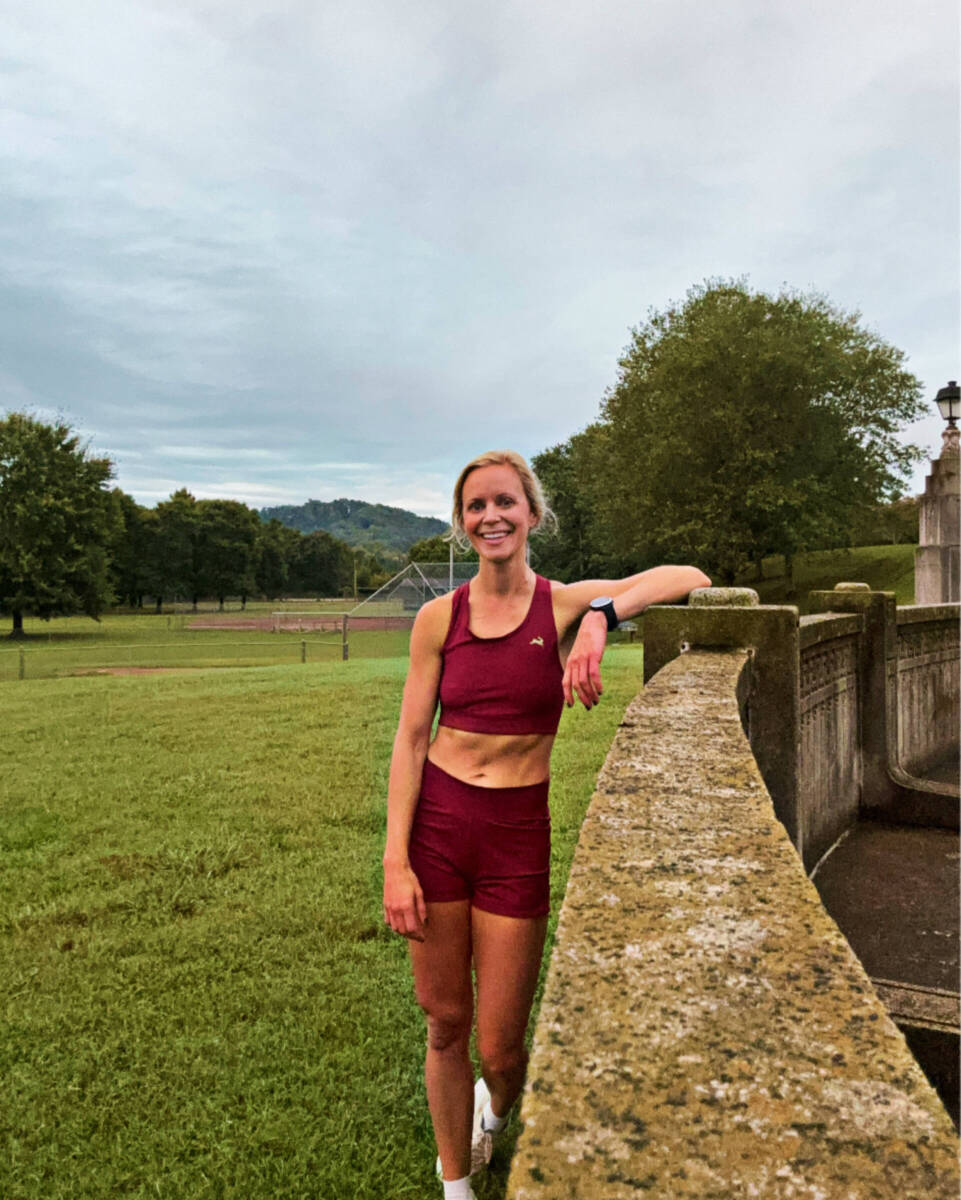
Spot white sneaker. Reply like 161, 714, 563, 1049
434, 1077, 496, 1181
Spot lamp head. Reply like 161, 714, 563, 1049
936, 380, 960, 427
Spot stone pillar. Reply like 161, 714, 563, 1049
916, 424, 960, 603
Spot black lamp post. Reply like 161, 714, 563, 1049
935, 380, 960, 428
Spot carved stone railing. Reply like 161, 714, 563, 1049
896, 605, 960, 777
507, 647, 959, 1198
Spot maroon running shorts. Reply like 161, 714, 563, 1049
408, 758, 551, 919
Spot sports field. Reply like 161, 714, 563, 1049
1, 638, 645, 1199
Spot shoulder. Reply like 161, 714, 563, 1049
411, 590, 456, 652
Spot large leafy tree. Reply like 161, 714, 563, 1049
548, 281, 924, 583
0, 413, 117, 636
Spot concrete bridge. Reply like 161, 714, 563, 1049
507, 585, 959, 1199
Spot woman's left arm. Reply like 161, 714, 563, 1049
555, 565, 712, 709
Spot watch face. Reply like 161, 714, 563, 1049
590, 596, 614, 609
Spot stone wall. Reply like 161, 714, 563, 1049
507, 650, 959, 1198
896, 605, 961, 776
798, 615, 862, 869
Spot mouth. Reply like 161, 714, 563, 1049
478, 530, 511, 544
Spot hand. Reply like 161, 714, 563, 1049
562, 609, 607, 709
383, 861, 428, 941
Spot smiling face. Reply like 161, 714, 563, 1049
460, 463, 537, 562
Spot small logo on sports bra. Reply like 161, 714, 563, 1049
529, 636, 544, 647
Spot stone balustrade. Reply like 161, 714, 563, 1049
507, 648, 959, 1198
507, 585, 960, 1198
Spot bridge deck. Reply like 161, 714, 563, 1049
813, 819, 960, 1123
813, 821, 959, 1004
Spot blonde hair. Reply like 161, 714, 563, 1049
449, 449, 557, 548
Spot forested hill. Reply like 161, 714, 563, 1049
259, 498, 446, 551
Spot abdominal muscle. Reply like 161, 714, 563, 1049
426, 725, 554, 788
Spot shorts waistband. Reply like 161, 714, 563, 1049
421, 757, 549, 807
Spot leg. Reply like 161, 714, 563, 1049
409, 899, 474, 1181
472, 908, 548, 1120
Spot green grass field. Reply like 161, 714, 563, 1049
0, 614, 411, 683
1, 646, 645, 1199
738, 543, 916, 610
0, 545, 918, 1195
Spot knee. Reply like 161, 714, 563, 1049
422, 1003, 472, 1054
477, 1037, 527, 1080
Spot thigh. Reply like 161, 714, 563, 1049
472, 908, 548, 1051
409, 899, 474, 1017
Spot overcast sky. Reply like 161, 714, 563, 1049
2, 0, 958, 520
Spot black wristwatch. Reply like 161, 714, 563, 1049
589, 596, 619, 632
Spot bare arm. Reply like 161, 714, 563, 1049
554, 565, 712, 708
382, 597, 448, 941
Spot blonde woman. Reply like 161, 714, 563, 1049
383, 450, 709, 1199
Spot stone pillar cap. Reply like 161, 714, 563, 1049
834, 582, 871, 591
689, 587, 759, 607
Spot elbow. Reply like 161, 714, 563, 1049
693, 568, 712, 590
393, 722, 431, 760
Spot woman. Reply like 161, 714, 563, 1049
383, 450, 710, 1199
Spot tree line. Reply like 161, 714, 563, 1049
0, 413, 393, 636
109, 489, 393, 611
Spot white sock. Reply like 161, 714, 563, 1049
442, 1178, 473, 1200
481, 1101, 507, 1134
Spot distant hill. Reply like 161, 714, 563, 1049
259, 498, 447, 553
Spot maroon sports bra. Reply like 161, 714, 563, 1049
437, 574, 564, 736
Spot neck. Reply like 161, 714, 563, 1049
474, 553, 533, 596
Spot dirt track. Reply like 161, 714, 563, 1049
188, 615, 412, 632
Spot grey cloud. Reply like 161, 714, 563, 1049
1, 0, 957, 512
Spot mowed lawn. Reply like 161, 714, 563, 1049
1, 647, 645, 1200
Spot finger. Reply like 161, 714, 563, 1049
589, 656, 603, 698
568, 658, 585, 704
562, 664, 574, 707
414, 887, 428, 929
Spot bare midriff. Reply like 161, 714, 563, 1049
427, 725, 555, 788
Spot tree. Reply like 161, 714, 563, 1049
108, 488, 155, 608
406, 534, 478, 564
288, 530, 353, 597
0, 413, 117, 636
531, 429, 628, 581
561, 281, 924, 583
152, 489, 200, 610
195, 499, 261, 609
256, 519, 300, 599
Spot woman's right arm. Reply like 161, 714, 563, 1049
382, 598, 447, 942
